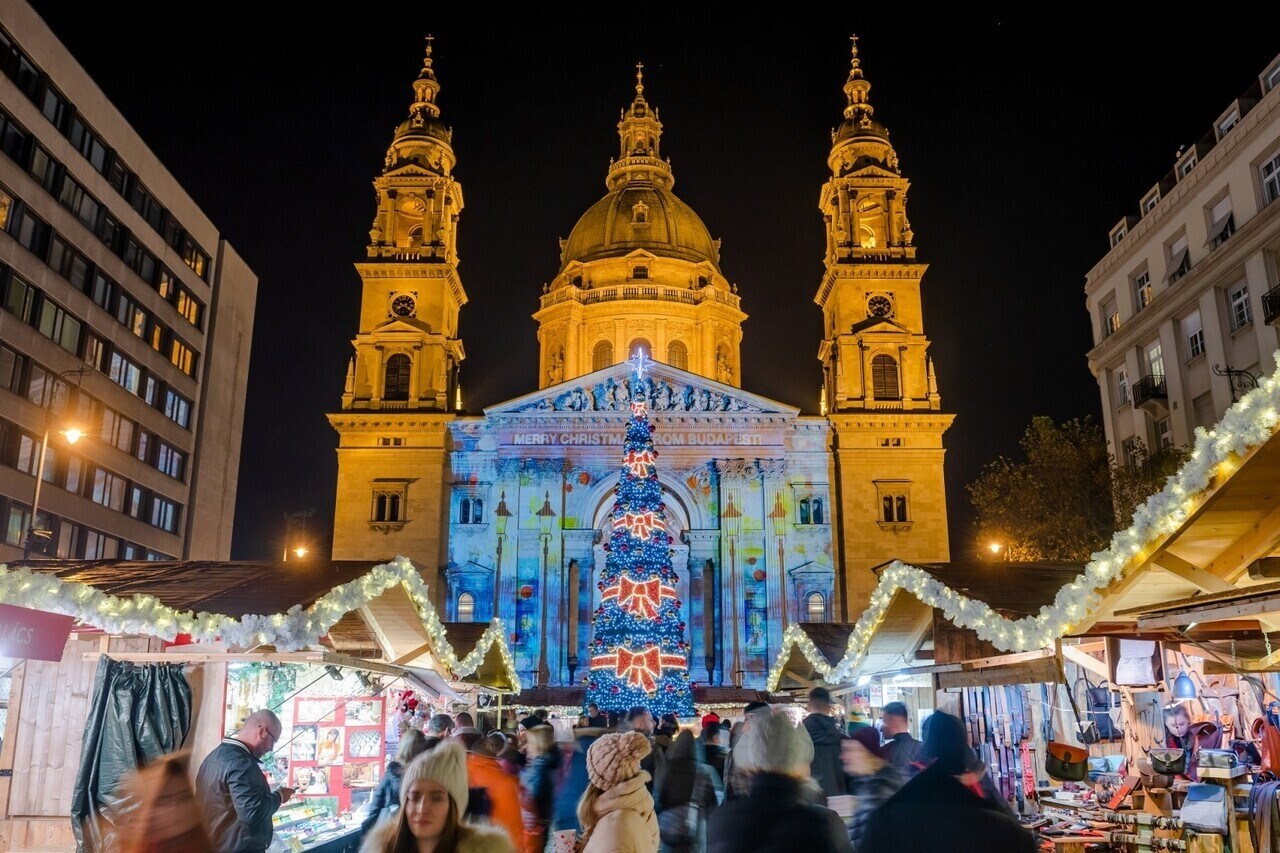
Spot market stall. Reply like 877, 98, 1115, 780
0, 556, 520, 851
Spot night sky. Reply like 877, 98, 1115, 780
25, 6, 1280, 561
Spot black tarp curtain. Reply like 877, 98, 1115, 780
70, 655, 192, 852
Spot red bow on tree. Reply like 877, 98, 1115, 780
614, 511, 663, 539
623, 449, 655, 478
591, 643, 687, 693
602, 575, 676, 618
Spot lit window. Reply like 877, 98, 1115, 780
1133, 270, 1153, 311
1100, 295, 1120, 338
806, 593, 825, 622
457, 593, 475, 623
592, 341, 613, 371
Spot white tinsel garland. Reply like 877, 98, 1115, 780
0, 554, 521, 690
768, 350, 1280, 691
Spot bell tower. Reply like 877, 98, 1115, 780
344, 35, 466, 413
328, 38, 464, 594
820, 37, 954, 616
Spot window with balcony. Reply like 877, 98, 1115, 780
1133, 270, 1153, 311
1262, 152, 1280, 206
1183, 310, 1205, 359
1146, 341, 1165, 380
1228, 283, 1252, 331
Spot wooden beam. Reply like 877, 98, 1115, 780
1061, 643, 1109, 681
1212, 501, 1280, 584
80, 649, 416, 679
393, 641, 435, 666
875, 648, 1054, 679
1153, 555, 1236, 593
1137, 597, 1280, 630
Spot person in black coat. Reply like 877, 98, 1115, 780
361, 728, 429, 836
195, 709, 294, 853
801, 687, 846, 803
707, 709, 852, 853
859, 712, 1035, 853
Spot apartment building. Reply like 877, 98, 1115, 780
0, 0, 256, 561
1085, 53, 1280, 464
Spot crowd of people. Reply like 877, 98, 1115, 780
196, 689, 1038, 853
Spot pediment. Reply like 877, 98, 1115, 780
371, 316, 434, 335
383, 163, 440, 180
484, 362, 800, 416
847, 164, 900, 180
849, 316, 910, 335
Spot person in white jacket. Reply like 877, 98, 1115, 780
577, 731, 660, 853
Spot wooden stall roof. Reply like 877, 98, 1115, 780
442, 622, 518, 692
890, 562, 1088, 617
1081, 427, 1280, 628
691, 687, 776, 706
11, 559, 391, 656
10, 559, 388, 615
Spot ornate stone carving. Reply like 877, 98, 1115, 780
757, 458, 789, 480
513, 377, 761, 414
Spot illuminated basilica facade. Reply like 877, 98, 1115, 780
328, 39, 952, 690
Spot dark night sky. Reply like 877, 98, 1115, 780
25, 6, 1280, 560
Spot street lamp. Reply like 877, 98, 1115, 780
722, 493, 742, 687
282, 509, 315, 562
768, 493, 788, 633
493, 491, 512, 620
23, 366, 89, 559
536, 491, 556, 686
988, 542, 1003, 556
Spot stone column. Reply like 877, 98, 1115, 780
371, 345, 385, 408
886, 190, 898, 246
759, 459, 790, 657
716, 459, 754, 687
562, 529, 600, 685
847, 188, 859, 247
684, 530, 721, 684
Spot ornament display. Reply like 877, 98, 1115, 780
519, 585, 534, 600
753, 569, 766, 582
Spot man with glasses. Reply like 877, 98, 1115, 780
196, 708, 295, 852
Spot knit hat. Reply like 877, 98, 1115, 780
402, 741, 469, 813
850, 725, 885, 760
733, 709, 814, 775
586, 731, 651, 789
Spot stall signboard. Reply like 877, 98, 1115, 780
290, 695, 386, 814
0, 603, 74, 661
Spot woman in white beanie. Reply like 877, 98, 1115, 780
577, 731, 660, 853
362, 741, 515, 853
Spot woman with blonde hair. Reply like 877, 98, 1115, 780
577, 731, 659, 853
362, 741, 514, 853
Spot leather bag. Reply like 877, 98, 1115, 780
1149, 747, 1186, 775
1182, 783, 1229, 835
1196, 748, 1237, 770
1046, 741, 1089, 782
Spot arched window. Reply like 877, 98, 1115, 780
666, 340, 688, 370
871, 354, 899, 400
384, 354, 411, 401
882, 496, 894, 523
806, 592, 825, 622
812, 499, 824, 525
629, 338, 652, 358
460, 498, 472, 525
895, 495, 908, 522
407, 224, 423, 247
799, 498, 811, 525
457, 592, 475, 622
592, 341, 614, 371
375, 494, 388, 521
471, 498, 483, 524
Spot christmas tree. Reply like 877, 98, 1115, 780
586, 355, 694, 716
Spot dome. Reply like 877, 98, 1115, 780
834, 117, 889, 145
393, 113, 451, 145
560, 185, 721, 272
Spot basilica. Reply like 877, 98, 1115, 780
327, 38, 953, 690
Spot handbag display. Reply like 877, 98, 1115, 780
1149, 747, 1187, 775
1079, 676, 1122, 740
1181, 783, 1229, 835
1196, 748, 1238, 770
1046, 741, 1089, 782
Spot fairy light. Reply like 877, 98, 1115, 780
768, 351, 1280, 691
